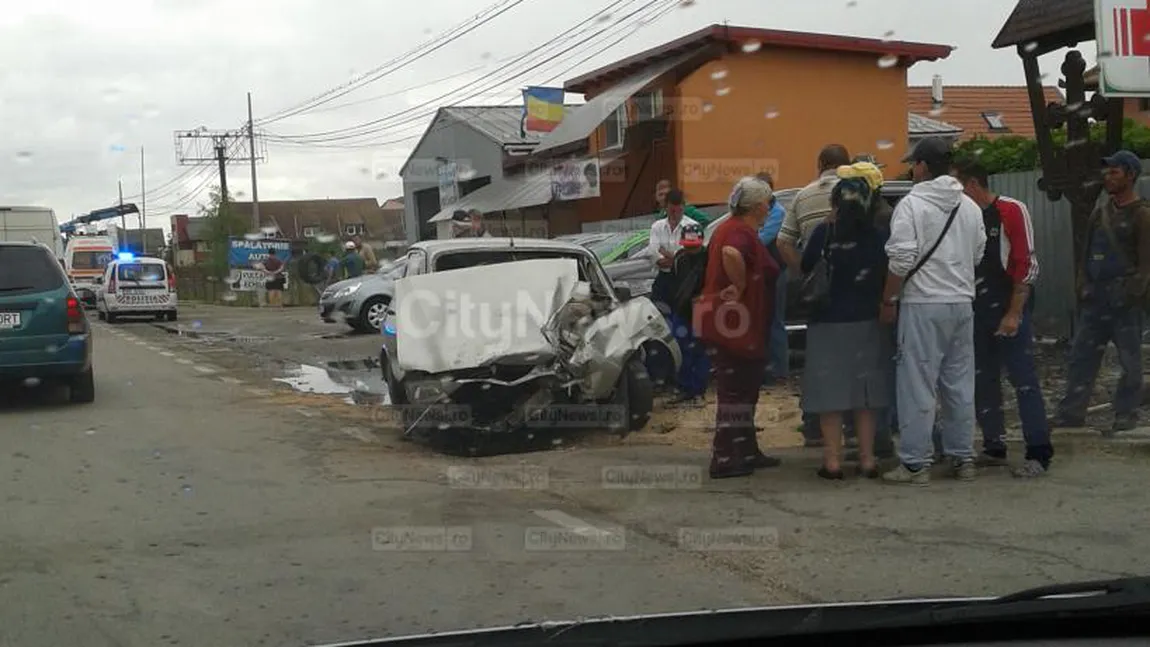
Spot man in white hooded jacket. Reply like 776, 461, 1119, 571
880, 137, 987, 486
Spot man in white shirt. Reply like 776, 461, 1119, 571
646, 188, 698, 314
881, 137, 987, 486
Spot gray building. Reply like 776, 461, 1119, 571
400, 105, 577, 242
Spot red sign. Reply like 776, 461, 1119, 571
1112, 2, 1150, 56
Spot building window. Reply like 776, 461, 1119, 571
982, 112, 1009, 131
1139, 98, 1150, 112
603, 105, 626, 149
303, 226, 320, 238
634, 90, 664, 121
344, 224, 365, 236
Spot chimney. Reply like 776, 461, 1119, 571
931, 74, 944, 108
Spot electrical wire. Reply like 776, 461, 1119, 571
256, 0, 529, 126
263, 0, 678, 151
263, 0, 664, 146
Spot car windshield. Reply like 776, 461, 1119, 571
0, 245, 64, 294
117, 263, 165, 282
8, 3, 1142, 645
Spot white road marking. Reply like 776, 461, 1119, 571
175, 358, 194, 365
193, 365, 218, 374
295, 408, 318, 418
219, 376, 242, 384
532, 509, 610, 538
159, 351, 175, 357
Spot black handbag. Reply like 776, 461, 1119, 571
800, 224, 834, 310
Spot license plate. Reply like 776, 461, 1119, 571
0, 312, 21, 329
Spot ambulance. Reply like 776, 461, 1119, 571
64, 236, 116, 306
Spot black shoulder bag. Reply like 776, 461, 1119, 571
902, 201, 962, 288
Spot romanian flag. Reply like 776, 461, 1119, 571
522, 86, 565, 134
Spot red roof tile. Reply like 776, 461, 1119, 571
906, 85, 1065, 140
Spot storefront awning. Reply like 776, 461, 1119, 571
533, 48, 708, 156
428, 171, 553, 223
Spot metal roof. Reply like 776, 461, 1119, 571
534, 48, 709, 156
908, 112, 963, 136
441, 105, 583, 145
428, 171, 553, 223
565, 24, 954, 94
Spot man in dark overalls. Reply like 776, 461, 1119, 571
953, 160, 1053, 477
1051, 150, 1150, 435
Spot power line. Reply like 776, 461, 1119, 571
262, 0, 676, 150
263, 0, 661, 146
256, 0, 529, 126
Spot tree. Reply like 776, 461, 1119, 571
199, 186, 247, 278
952, 118, 1150, 174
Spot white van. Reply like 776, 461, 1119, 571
95, 255, 178, 323
0, 206, 64, 258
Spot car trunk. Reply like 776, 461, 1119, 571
0, 245, 71, 358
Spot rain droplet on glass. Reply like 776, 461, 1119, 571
702, 102, 714, 113
14, 151, 33, 163
715, 86, 731, 96
243, 232, 262, 241
359, 167, 371, 175
679, 0, 696, 7
846, 0, 857, 6
742, 40, 762, 53
764, 107, 780, 119
595, 13, 612, 22
928, 106, 946, 117
710, 68, 728, 81
222, 292, 238, 302
881, 30, 895, 41
877, 139, 894, 150
877, 54, 899, 69
1023, 41, 1039, 53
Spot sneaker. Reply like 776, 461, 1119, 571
1112, 416, 1139, 433
974, 452, 1009, 468
952, 459, 977, 481
881, 463, 930, 486
1011, 459, 1047, 478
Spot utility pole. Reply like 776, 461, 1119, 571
247, 92, 260, 232
140, 146, 147, 254
215, 142, 229, 208
118, 180, 125, 233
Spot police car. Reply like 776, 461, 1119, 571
95, 253, 179, 323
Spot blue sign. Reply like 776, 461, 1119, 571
228, 238, 292, 268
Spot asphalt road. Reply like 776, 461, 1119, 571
4, 311, 1150, 646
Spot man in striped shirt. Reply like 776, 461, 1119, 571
776, 144, 852, 270
952, 160, 1052, 478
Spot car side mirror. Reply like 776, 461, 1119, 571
615, 286, 632, 301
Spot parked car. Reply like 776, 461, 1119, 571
319, 258, 407, 333
0, 241, 94, 403
95, 254, 178, 323
379, 238, 681, 440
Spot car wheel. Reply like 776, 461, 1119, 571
167, 310, 178, 322
70, 368, 95, 404
358, 296, 389, 332
97, 309, 106, 321
106, 312, 118, 324
624, 354, 654, 432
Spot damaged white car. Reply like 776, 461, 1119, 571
378, 238, 681, 438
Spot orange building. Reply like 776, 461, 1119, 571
515, 24, 952, 231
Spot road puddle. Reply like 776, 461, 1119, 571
275, 363, 389, 406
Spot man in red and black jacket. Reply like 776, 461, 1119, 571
952, 160, 1052, 478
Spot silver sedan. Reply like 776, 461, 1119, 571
318, 259, 407, 333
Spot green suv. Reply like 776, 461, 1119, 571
0, 242, 94, 403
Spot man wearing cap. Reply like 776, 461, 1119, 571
467, 209, 493, 238
1050, 150, 1150, 435
668, 222, 711, 405
881, 136, 987, 486
341, 240, 366, 279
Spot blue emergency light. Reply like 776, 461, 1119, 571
117, 252, 135, 262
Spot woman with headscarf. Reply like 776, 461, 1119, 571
799, 162, 892, 480
694, 176, 781, 479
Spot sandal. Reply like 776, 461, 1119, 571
857, 465, 880, 479
817, 467, 844, 480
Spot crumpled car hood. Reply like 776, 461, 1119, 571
394, 258, 580, 374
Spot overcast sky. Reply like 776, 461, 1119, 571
0, 0, 1094, 232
